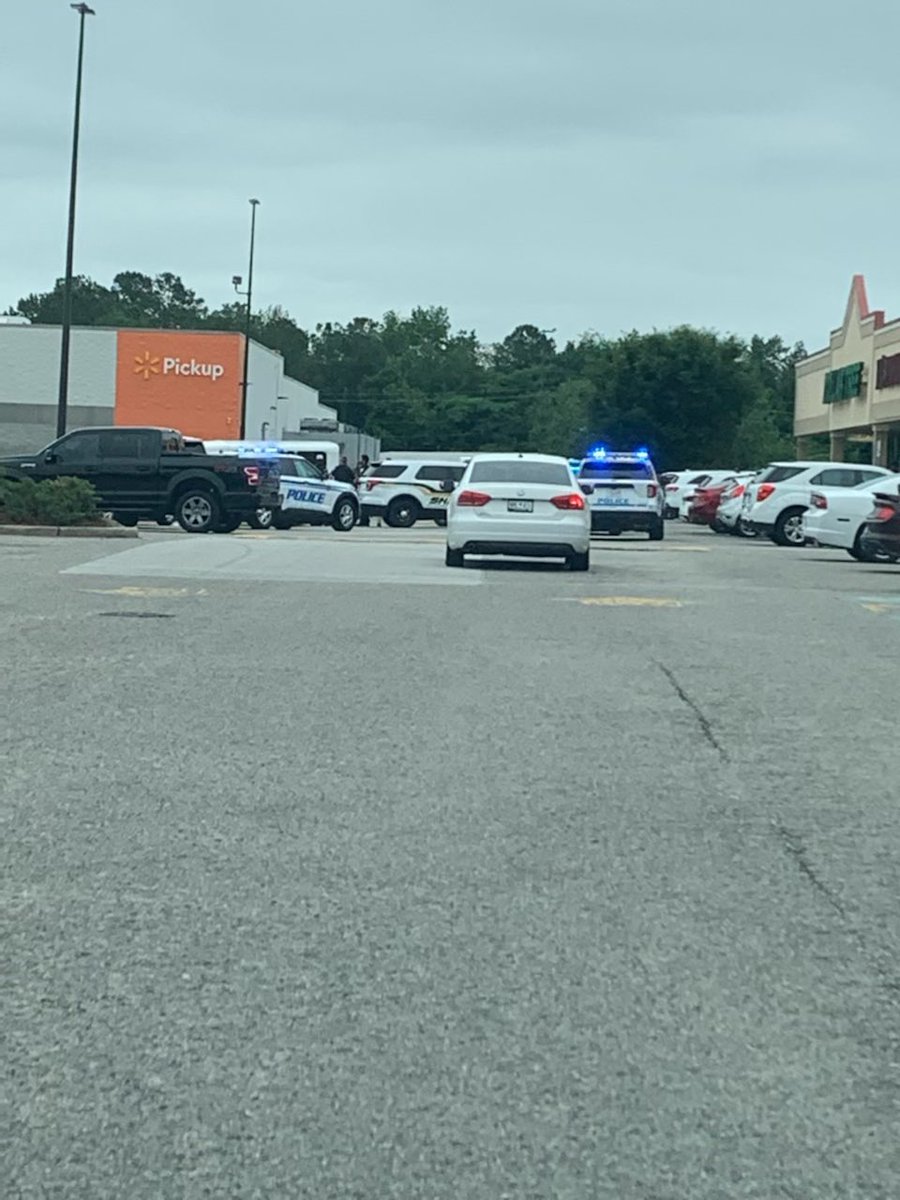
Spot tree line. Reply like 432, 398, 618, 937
8, 272, 807, 468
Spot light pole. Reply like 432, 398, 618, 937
233, 198, 260, 439
56, 2, 96, 439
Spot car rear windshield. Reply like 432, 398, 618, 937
579, 461, 654, 480
415, 464, 466, 481
468, 460, 572, 486
364, 464, 406, 478
760, 465, 806, 484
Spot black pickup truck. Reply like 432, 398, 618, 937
0, 426, 282, 533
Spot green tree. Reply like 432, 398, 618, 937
11, 276, 118, 325
111, 271, 207, 328
572, 327, 762, 468
527, 379, 594, 456
730, 397, 793, 468
11, 271, 207, 329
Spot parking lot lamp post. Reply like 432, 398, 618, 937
57, 3, 96, 439
236, 199, 260, 439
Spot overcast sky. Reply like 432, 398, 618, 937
2, 0, 899, 349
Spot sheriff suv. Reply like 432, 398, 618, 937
358, 459, 469, 527
577, 449, 665, 540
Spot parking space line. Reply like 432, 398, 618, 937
79, 586, 208, 597
559, 596, 684, 608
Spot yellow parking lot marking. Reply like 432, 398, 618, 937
861, 603, 892, 615
81, 586, 207, 598
575, 596, 683, 608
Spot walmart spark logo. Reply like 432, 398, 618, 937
134, 350, 161, 381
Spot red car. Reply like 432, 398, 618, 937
687, 479, 735, 529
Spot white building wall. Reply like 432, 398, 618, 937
245, 341, 284, 441
278, 376, 336, 433
0, 325, 116, 454
245, 341, 334, 438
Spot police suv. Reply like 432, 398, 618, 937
358, 458, 469, 526
578, 448, 665, 540
270, 455, 359, 531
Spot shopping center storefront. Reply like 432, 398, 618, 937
794, 276, 900, 467
0, 323, 337, 455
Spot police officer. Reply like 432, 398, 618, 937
331, 456, 355, 484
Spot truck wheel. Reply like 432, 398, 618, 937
445, 546, 464, 568
156, 515, 175, 527
385, 497, 420, 528
272, 511, 294, 531
331, 498, 357, 532
433, 513, 448, 527
175, 488, 219, 533
112, 513, 139, 527
649, 519, 665, 541
568, 550, 590, 571
247, 509, 273, 530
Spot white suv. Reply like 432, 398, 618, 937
358, 459, 469, 527
744, 461, 893, 546
577, 451, 665, 539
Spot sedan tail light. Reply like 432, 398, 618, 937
756, 482, 777, 502
810, 491, 828, 510
550, 492, 586, 510
457, 490, 491, 507
869, 504, 896, 523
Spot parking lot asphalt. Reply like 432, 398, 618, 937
3, 523, 900, 1199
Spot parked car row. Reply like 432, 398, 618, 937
677, 458, 900, 563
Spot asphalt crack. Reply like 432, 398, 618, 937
658, 663, 727, 760
773, 823, 847, 918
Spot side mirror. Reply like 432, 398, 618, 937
580, 483, 593, 495
441, 480, 457, 493
44, 452, 58, 464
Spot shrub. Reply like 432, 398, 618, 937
0, 475, 100, 525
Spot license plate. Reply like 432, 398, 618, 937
507, 499, 533, 513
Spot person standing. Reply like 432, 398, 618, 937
331, 456, 355, 484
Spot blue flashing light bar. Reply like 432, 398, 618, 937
587, 445, 651, 461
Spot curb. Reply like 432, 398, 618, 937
0, 524, 139, 539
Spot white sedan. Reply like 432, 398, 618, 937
802, 473, 900, 561
446, 453, 591, 570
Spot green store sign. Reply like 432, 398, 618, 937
823, 362, 864, 403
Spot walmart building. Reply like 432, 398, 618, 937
794, 276, 900, 467
0, 321, 342, 455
